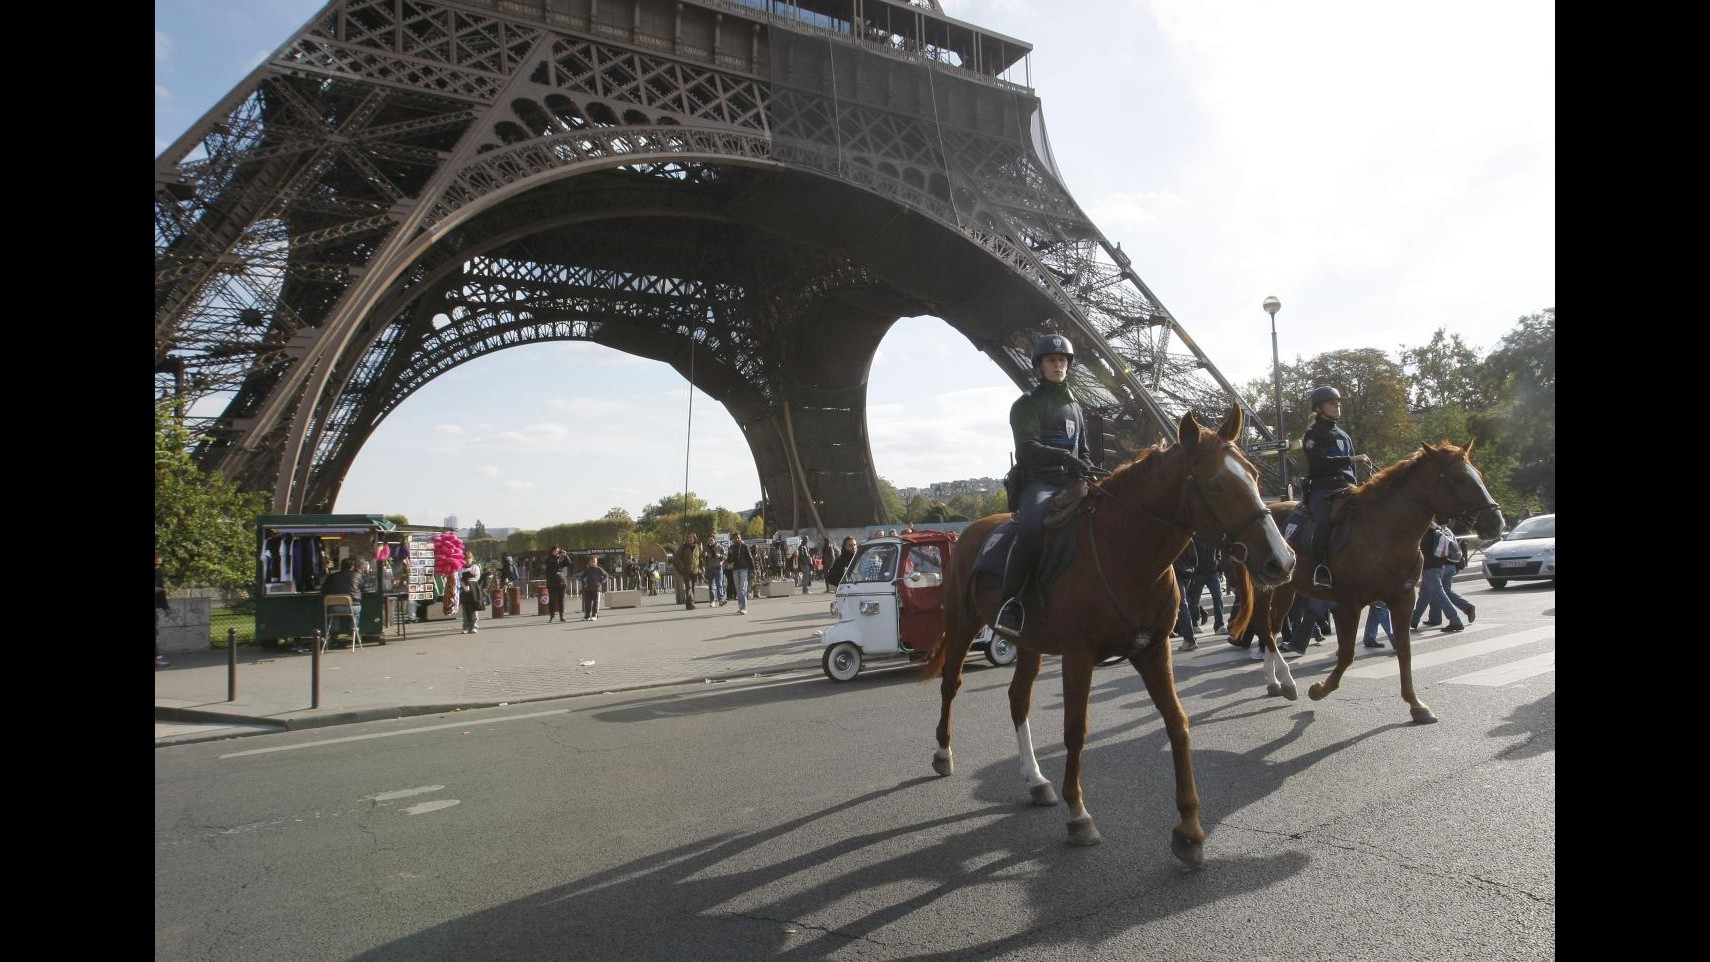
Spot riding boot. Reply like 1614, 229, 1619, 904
994, 544, 1027, 639
1310, 522, 1333, 588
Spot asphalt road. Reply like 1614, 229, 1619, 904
155, 580, 1554, 961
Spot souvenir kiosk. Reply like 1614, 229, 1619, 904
254, 514, 443, 646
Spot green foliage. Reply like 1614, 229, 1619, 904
602, 506, 634, 526
383, 514, 410, 526
1470, 308, 1555, 512
876, 477, 905, 524
639, 492, 708, 526
154, 401, 268, 592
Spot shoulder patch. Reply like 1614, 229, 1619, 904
1304, 438, 1315, 449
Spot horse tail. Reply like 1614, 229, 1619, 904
921, 516, 989, 682
1227, 560, 1255, 639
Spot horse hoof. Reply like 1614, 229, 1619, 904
1282, 684, 1298, 702
1067, 817, 1102, 846
1171, 830, 1206, 868
1029, 782, 1060, 806
1411, 705, 1439, 724
1308, 683, 1328, 701
1266, 683, 1282, 696
931, 750, 954, 776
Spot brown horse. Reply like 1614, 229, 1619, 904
923, 404, 1295, 865
1246, 441, 1505, 721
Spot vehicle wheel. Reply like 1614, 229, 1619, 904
1487, 579, 1507, 589
985, 633, 1018, 667
822, 642, 862, 682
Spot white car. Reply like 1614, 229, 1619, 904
1480, 514, 1555, 588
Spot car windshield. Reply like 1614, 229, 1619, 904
848, 544, 899, 584
1506, 516, 1555, 540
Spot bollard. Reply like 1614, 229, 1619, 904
227, 627, 238, 702
312, 629, 322, 709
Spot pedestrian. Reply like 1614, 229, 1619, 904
1187, 540, 1225, 634
155, 553, 172, 667
1172, 545, 1198, 652
648, 562, 662, 596
706, 537, 729, 606
727, 529, 756, 614
796, 538, 814, 593
675, 532, 702, 610
1362, 601, 1396, 648
1410, 524, 1465, 633
1438, 525, 1477, 626
544, 546, 573, 622
1299, 385, 1373, 588
579, 556, 610, 621
828, 535, 858, 589
457, 565, 483, 634
993, 332, 1100, 639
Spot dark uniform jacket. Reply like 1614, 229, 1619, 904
544, 553, 573, 586
1302, 415, 1358, 493
1009, 380, 1096, 484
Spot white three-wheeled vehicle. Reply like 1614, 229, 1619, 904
821, 531, 1016, 681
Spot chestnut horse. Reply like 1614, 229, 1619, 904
1246, 441, 1505, 722
923, 405, 1295, 865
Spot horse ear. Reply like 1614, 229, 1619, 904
1464, 437, 1476, 459
1216, 402, 1242, 442
1420, 442, 1435, 456
1177, 410, 1202, 451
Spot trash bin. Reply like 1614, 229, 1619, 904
506, 585, 522, 615
489, 589, 506, 618
531, 579, 549, 615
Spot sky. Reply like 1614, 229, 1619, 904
154, 0, 1555, 531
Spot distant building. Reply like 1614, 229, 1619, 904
897, 477, 1002, 502
442, 514, 459, 531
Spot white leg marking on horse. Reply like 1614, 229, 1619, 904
934, 746, 952, 764
1016, 721, 1049, 786
1069, 800, 1091, 823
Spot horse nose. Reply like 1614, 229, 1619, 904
1264, 557, 1288, 582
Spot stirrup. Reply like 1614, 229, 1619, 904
993, 598, 1025, 639
1312, 564, 1333, 588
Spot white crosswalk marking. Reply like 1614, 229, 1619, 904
1345, 626, 1554, 679
1442, 651, 1554, 686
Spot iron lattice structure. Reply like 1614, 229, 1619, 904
155, 0, 1283, 530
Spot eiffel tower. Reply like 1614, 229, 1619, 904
154, 0, 1279, 530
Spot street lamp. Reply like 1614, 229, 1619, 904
1262, 296, 1289, 500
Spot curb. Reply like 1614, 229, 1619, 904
155, 658, 824, 746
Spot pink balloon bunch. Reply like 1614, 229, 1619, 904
432, 531, 467, 574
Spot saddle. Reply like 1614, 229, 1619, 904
971, 509, 1083, 615
1284, 487, 1357, 553
1043, 478, 1090, 528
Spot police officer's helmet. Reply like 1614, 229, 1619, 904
1031, 333, 1075, 367
1308, 385, 1342, 410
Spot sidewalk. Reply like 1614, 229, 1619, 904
156, 587, 841, 746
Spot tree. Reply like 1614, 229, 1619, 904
602, 507, 634, 526
384, 514, 410, 526
639, 492, 708, 527
876, 477, 905, 525
1398, 328, 1492, 411
470, 519, 489, 540
155, 401, 268, 592
1470, 309, 1555, 512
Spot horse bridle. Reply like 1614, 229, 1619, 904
1087, 442, 1270, 563
1077, 441, 1268, 645
1410, 461, 1502, 530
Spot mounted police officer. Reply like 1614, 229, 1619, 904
1301, 385, 1371, 588
994, 333, 1100, 639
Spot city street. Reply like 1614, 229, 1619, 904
155, 580, 1553, 961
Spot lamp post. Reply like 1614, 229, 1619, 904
1262, 296, 1289, 499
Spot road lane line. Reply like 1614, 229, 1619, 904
1345, 626, 1554, 679
1442, 651, 1555, 687
219, 709, 570, 759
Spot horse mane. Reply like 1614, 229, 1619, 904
1097, 439, 1173, 489
1356, 442, 1465, 496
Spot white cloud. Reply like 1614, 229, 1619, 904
155, 31, 173, 61
476, 466, 499, 477
504, 480, 536, 491
155, 85, 171, 101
